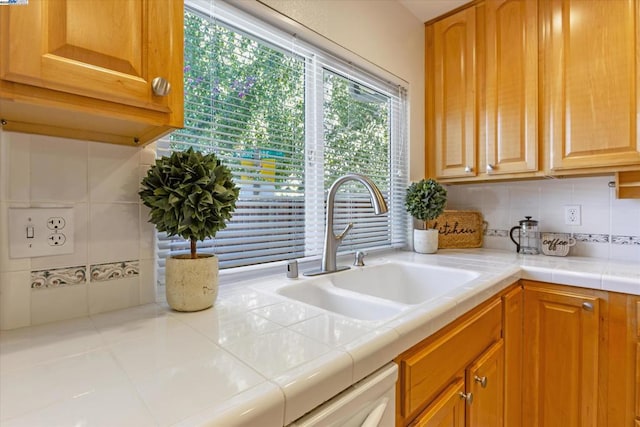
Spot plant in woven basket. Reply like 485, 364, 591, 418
405, 179, 447, 229
139, 147, 239, 259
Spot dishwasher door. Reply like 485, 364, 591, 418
287, 362, 398, 427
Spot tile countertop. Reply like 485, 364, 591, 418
1, 249, 638, 427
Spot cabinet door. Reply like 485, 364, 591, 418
483, 0, 537, 176
542, 0, 640, 171
523, 287, 600, 427
430, 7, 477, 179
0, 0, 180, 113
410, 379, 466, 427
466, 340, 504, 427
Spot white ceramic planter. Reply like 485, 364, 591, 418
165, 254, 218, 312
413, 228, 439, 254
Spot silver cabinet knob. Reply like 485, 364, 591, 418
486, 164, 495, 172
459, 391, 473, 404
582, 302, 594, 311
152, 77, 171, 96
474, 375, 488, 388
464, 166, 473, 173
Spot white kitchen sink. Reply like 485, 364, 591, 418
274, 261, 480, 321
330, 262, 480, 305
277, 278, 407, 321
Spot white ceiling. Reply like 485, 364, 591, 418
398, 0, 471, 22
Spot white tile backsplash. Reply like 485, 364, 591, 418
30, 135, 88, 203
0, 270, 31, 330
446, 176, 640, 262
89, 143, 141, 203
89, 203, 140, 264
2, 132, 31, 202
30, 284, 89, 326
88, 277, 140, 315
0, 129, 154, 330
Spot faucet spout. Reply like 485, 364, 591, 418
305, 173, 388, 276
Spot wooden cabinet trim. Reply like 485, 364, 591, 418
636, 300, 640, 338
503, 285, 523, 427
636, 343, 640, 418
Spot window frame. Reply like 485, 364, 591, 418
155, 0, 409, 285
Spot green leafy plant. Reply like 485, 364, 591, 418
139, 148, 239, 259
405, 179, 447, 227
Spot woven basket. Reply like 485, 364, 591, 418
425, 210, 484, 248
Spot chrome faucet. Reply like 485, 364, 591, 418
305, 174, 388, 276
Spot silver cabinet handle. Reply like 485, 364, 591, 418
474, 375, 487, 388
459, 391, 473, 404
464, 166, 473, 173
486, 164, 495, 172
152, 77, 171, 96
582, 302, 594, 311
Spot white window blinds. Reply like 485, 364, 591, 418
155, 0, 408, 281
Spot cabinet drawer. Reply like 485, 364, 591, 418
399, 298, 502, 418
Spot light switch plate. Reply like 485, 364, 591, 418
8, 208, 75, 258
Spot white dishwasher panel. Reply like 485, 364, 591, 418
287, 362, 398, 427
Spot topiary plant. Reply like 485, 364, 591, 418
405, 179, 447, 228
139, 147, 240, 259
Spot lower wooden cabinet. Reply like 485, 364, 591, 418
395, 287, 511, 426
408, 340, 505, 427
522, 283, 601, 427
395, 281, 637, 427
522, 281, 638, 427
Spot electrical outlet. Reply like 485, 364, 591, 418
46, 217, 66, 230
564, 205, 582, 225
47, 233, 67, 246
8, 208, 74, 258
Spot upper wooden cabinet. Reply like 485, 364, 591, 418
427, 0, 640, 182
0, 0, 184, 146
427, 0, 540, 181
427, 6, 477, 179
482, 0, 538, 176
541, 0, 640, 172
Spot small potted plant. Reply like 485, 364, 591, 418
405, 178, 447, 254
139, 147, 239, 311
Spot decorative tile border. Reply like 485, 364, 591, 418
485, 229, 508, 237
31, 266, 86, 289
90, 260, 139, 283
483, 230, 637, 245
611, 235, 640, 245
573, 233, 609, 243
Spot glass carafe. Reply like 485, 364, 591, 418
509, 216, 540, 254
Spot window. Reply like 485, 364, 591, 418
156, 0, 408, 280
